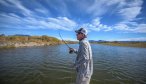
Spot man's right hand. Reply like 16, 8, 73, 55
69, 48, 74, 54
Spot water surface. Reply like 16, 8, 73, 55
0, 44, 146, 84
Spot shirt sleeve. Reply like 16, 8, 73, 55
73, 48, 78, 54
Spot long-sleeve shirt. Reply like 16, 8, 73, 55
74, 38, 93, 78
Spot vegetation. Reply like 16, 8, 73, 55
0, 35, 62, 48
96, 41, 146, 48
0, 35, 60, 42
2, 34, 145, 48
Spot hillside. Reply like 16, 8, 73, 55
0, 35, 62, 48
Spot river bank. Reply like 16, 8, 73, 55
0, 41, 61, 49
96, 42, 146, 48
0, 35, 61, 49
0, 35, 79, 49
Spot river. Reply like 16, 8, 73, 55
0, 44, 146, 84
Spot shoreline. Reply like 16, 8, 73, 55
1, 42, 146, 49
95, 42, 146, 48
0, 42, 61, 49
0, 35, 62, 49
1, 35, 146, 49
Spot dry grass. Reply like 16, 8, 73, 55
0, 35, 60, 43
97, 42, 146, 48
0, 35, 61, 48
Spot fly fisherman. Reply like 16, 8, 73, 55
69, 28, 93, 84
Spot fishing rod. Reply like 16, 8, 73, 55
59, 31, 74, 83
58, 27, 80, 83
58, 31, 75, 54
59, 32, 71, 49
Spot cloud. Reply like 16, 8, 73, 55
74, 0, 145, 33
0, 0, 77, 31
79, 18, 112, 32
0, 0, 51, 17
112, 0, 145, 33
0, 0, 145, 33
0, 13, 77, 31
126, 0, 143, 7
118, 0, 143, 21
35, 8, 48, 14
92, 18, 101, 26
132, 24, 146, 33
114, 23, 130, 31
86, 0, 121, 17
44, 0, 70, 17
0, 0, 10, 6
46, 17, 77, 30
119, 7, 142, 21
113, 22, 146, 33
0, 0, 32, 16
87, 0, 107, 16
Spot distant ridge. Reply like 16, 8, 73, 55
13, 34, 30, 36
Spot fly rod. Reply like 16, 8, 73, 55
59, 32, 71, 48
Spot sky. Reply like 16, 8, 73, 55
0, 0, 146, 41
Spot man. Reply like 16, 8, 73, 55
69, 28, 93, 84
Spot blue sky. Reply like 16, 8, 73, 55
0, 0, 146, 41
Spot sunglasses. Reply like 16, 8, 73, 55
76, 32, 83, 35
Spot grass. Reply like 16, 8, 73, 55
0, 35, 62, 48
0, 35, 79, 49
0, 35, 61, 43
96, 42, 146, 48
0, 45, 16, 49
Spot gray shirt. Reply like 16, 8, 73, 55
74, 38, 93, 78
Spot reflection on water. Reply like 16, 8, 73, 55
0, 44, 146, 84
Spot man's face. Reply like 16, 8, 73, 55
76, 33, 84, 40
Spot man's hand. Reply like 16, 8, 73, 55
69, 48, 74, 54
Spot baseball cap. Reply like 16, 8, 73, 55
75, 28, 88, 36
